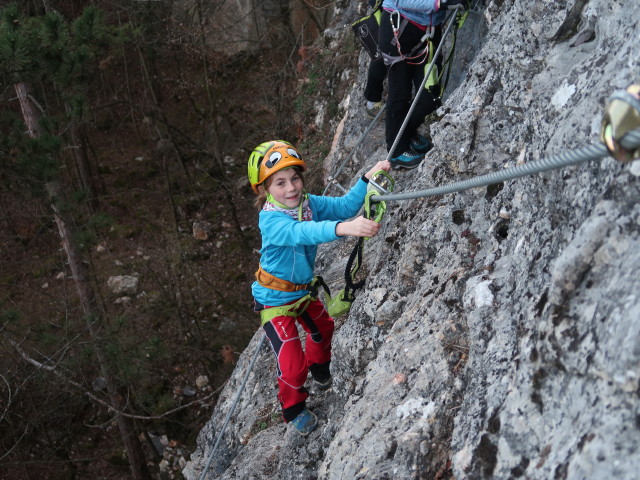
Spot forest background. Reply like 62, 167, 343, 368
0, 0, 348, 478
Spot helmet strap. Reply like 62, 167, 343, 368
266, 192, 308, 221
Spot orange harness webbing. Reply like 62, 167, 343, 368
255, 265, 310, 292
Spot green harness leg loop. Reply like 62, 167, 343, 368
456, 9, 469, 29
259, 295, 312, 326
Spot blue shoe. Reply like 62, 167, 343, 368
290, 407, 318, 436
411, 133, 433, 154
390, 149, 425, 170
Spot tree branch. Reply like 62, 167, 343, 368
8, 338, 226, 421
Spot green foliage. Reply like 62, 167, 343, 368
71, 6, 105, 47
36, 6, 109, 89
11, 131, 62, 187
152, 394, 176, 415
0, 308, 20, 324
73, 228, 96, 252
294, 70, 320, 116
0, 3, 123, 195
86, 211, 114, 232
0, 4, 38, 84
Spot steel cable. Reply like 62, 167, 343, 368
198, 335, 266, 480
371, 129, 640, 203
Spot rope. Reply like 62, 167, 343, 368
198, 335, 266, 480
371, 129, 640, 203
345, 237, 365, 292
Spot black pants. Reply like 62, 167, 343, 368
364, 57, 387, 103
378, 11, 442, 157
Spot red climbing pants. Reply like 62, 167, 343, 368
262, 299, 334, 422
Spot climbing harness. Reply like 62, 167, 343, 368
255, 274, 333, 325
600, 84, 640, 163
253, 170, 393, 322
255, 265, 311, 292
382, 10, 435, 67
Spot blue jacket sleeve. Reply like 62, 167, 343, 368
259, 211, 340, 247
310, 177, 369, 222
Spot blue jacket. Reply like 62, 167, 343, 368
382, 0, 446, 26
252, 178, 368, 306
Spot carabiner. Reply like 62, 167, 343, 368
390, 10, 401, 33
367, 169, 395, 195
364, 190, 387, 224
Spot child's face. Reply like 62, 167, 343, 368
266, 168, 304, 208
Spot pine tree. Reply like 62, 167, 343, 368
0, 4, 152, 479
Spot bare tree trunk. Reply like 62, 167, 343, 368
68, 113, 100, 212
195, 0, 214, 115
15, 82, 152, 480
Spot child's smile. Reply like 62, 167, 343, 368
267, 168, 304, 208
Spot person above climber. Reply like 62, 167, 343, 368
379, 0, 469, 169
364, 50, 388, 117
355, 0, 388, 117
248, 140, 391, 436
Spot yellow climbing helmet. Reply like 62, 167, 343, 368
247, 140, 306, 193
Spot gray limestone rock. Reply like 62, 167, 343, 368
184, 1, 640, 479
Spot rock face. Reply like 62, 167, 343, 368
184, 1, 640, 479
191, 0, 331, 55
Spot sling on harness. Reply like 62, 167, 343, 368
381, 11, 436, 67
326, 170, 395, 317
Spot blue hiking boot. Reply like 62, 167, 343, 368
411, 133, 433, 154
390, 149, 425, 170
290, 407, 318, 436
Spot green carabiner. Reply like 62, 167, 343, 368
367, 170, 395, 195
364, 190, 387, 224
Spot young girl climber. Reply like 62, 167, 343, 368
248, 140, 391, 436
